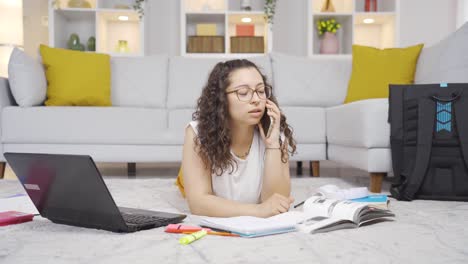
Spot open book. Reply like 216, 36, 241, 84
199, 213, 297, 238
295, 195, 395, 234
198, 195, 394, 237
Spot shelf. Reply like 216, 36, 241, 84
49, 0, 145, 56
313, 12, 353, 16
354, 12, 395, 25
56, 0, 97, 9
97, 10, 142, 55
227, 11, 265, 16
181, 0, 272, 56
354, 13, 396, 49
228, 0, 266, 12
355, 0, 396, 12
52, 9, 96, 50
308, 0, 399, 56
312, 0, 354, 13
99, 0, 135, 9
312, 15, 353, 55
184, 0, 226, 12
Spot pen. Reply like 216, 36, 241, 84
179, 230, 208, 245
182, 230, 240, 237
293, 200, 305, 208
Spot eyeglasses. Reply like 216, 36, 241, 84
226, 85, 272, 102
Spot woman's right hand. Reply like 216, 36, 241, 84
257, 193, 294, 218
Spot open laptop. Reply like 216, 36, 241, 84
4, 152, 186, 233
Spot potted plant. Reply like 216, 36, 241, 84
317, 18, 341, 54
264, 0, 277, 25
133, 0, 145, 19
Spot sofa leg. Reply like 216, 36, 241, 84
296, 161, 303, 176
310, 161, 320, 177
0, 162, 5, 179
370, 173, 386, 193
128, 163, 136, 178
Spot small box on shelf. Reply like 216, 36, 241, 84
188, 36, 225, 53
230, 36, 264, 53
236, 24, 255, 36
196, 24, 217, 36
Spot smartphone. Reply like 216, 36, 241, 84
266, 116, 274, 138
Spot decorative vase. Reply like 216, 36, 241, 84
365, 0, 377, 12
67, 33, 84, 51
241, 0, 252, 11
87, 36, 96, 52
116, 40, 129, 53
67, 0, 91, 8
320, 32, 339, 54
320, 0, 335, 12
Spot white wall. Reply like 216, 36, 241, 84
22, 0, 48, 58
22, 0, 460, 57
399, 0, 457, 47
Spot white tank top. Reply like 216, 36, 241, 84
188, 121, 265, 203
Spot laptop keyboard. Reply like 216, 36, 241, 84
121, 213, 169, 226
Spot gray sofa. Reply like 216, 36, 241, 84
0, 53, 352, 182
1, 23, 466, 193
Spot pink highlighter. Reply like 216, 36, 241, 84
165, 224, 211, 233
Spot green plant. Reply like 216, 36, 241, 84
133, 0, 145, 19
317, 18, 341, 36
264, 0, 277, 25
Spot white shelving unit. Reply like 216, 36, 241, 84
49, 0, 145, 56
181, 0, 272, 57
308, 0, 399, 57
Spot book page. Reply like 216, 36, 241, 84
199, 215, 296, 235
303, 196, 368, 223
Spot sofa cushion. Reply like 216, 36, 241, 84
1, 107, 169, 145
345, 44, 424, 103
415, 22, 468, 83
111, 55, 168, 107
281, 107, 325, 144
167, 56, 272, 109
7, 48, 47, 107
271, 53, 351, 107
39, 45, 111, 106
326, 99, 389, 148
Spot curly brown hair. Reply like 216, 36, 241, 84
192, 59, 296, 176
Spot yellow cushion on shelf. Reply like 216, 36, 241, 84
196, 24, 217, 36
175, 167, 186, 198
39, 44, 111, 106
345, 44, 424, 103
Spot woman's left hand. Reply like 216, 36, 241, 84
258, 100, 281, 148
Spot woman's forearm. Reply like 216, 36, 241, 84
187, 194, 261, 217
261, 148, 291, 200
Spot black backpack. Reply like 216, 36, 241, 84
389, 83, 468, 201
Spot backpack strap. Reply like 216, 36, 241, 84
389, 85, 405, 183
402, 97, 436, 200
453, 94, 468, 171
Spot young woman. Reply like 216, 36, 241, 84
182, 59, 296, 218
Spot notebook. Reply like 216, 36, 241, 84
199, 212, 299, 238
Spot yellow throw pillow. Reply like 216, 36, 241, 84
175, 167, 186, 198
39, 44, 111, 106
345, 44, 424, 103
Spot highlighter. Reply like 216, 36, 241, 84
179, 230, 208, 245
